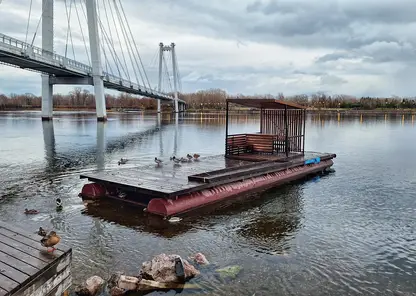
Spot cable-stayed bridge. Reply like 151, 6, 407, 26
0, 0, 186, 121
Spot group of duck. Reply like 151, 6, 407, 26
155, 153, 200, 166
118, 154, 201, 167
37, 227, 61, 253
24, 198, 63, 253
24, 198, 63, 215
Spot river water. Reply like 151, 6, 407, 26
0, 111, 415, 295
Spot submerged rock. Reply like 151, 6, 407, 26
216, 265, 243, 279
140, 253, 199, 283
75, 275, 104, 296
190, 252, 209, 265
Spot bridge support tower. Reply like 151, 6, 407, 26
158, 42, 185, 113
86, 0, 107, 121
41, 0, 107, 121
41, 0, 54, 121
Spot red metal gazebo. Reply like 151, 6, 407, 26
225, 98, 306, 161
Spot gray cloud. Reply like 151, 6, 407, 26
1, 0, 416, 97
320, 74, 347, 86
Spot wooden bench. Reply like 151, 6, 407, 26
246, 134, 275, 154
226, 134, 251, 155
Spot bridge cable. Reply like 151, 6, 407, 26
106, 0, 131, 82
64, 0, 76, 60
25, 0, 33, 44
101, 0, 122, 77
174, 51, 182, 93
93, 2, 128, 79
114, 0, 146, 87
30, 0, 50, 47
113, 1, 146, 90
162, 52, 173, 93
80, 0, 126, 78
177, 58, 182, 93
97, 13, 128, 79
112, 2, 141, 89
117, 0, 152, 90
74, 0, 90, 66
94, 1, 110, 74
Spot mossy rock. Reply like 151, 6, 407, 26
215, 265, 242, 279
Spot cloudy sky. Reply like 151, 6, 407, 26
0, 0, 416, 97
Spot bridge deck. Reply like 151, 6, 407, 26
80, 152, 335, 199
0, 222, 72, 296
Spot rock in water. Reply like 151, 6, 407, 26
174, 257, 185, 282
75, 275, 104, 296
216, 265, 243, 279
191, 252, 209, 265
183, 259, 200, 279
107, 272, 141, 295
141, 253, 199, 283
118, 275, 140, 291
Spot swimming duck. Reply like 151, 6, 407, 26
56, 198, 63, 209
186, 154, 193, 161
118, 158, 128, 165
40, 231, 61, 252
171, 156, 181, 165
193, 153, 200, 160
24, 209, 39, 214
37, 227, 47, 237
154, 157, 163, 166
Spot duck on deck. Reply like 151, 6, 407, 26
79, 98, 336, 217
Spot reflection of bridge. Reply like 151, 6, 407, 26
0, 1, 186, 121
41, 113, 181, 174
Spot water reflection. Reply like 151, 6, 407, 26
80, 183, 305, 247
96, 122, 106, 170
309, 111, 416, 127
3, 111, 416, 295
236, 186, 303, 255
42, 120, 56, 173
81, 199, 195, 238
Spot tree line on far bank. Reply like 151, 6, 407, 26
1, 87, 416, 111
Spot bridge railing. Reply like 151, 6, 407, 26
104, 72, 172, 99
0, 33, 181, 101
0, 33, 92, 74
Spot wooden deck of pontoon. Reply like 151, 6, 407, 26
0, 222, 72, 296
80, 152, 336, 199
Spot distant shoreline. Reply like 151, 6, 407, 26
1, 107, 416, 115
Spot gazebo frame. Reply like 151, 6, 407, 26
225, 98, 306, 161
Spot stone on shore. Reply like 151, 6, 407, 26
141, 253, 199, 283
75, 275, 104, 296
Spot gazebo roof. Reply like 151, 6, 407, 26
227, 98, 306, 110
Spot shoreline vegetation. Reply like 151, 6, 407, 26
2, 87, 416, 114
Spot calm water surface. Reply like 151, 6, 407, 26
0, 111, 415, 295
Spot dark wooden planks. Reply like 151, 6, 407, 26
0, 251, 39, 276
0, 222, 69, 253
0, 228, 64, 258
0, 261, 29, 284
0, 287, 7, 296
0, 241, 46, 270
0, 274, 19, 294
0, 221, 72, 296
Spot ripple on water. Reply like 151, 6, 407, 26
2, 112, 416, 295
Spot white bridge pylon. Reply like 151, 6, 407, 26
33, 0, 184, 121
